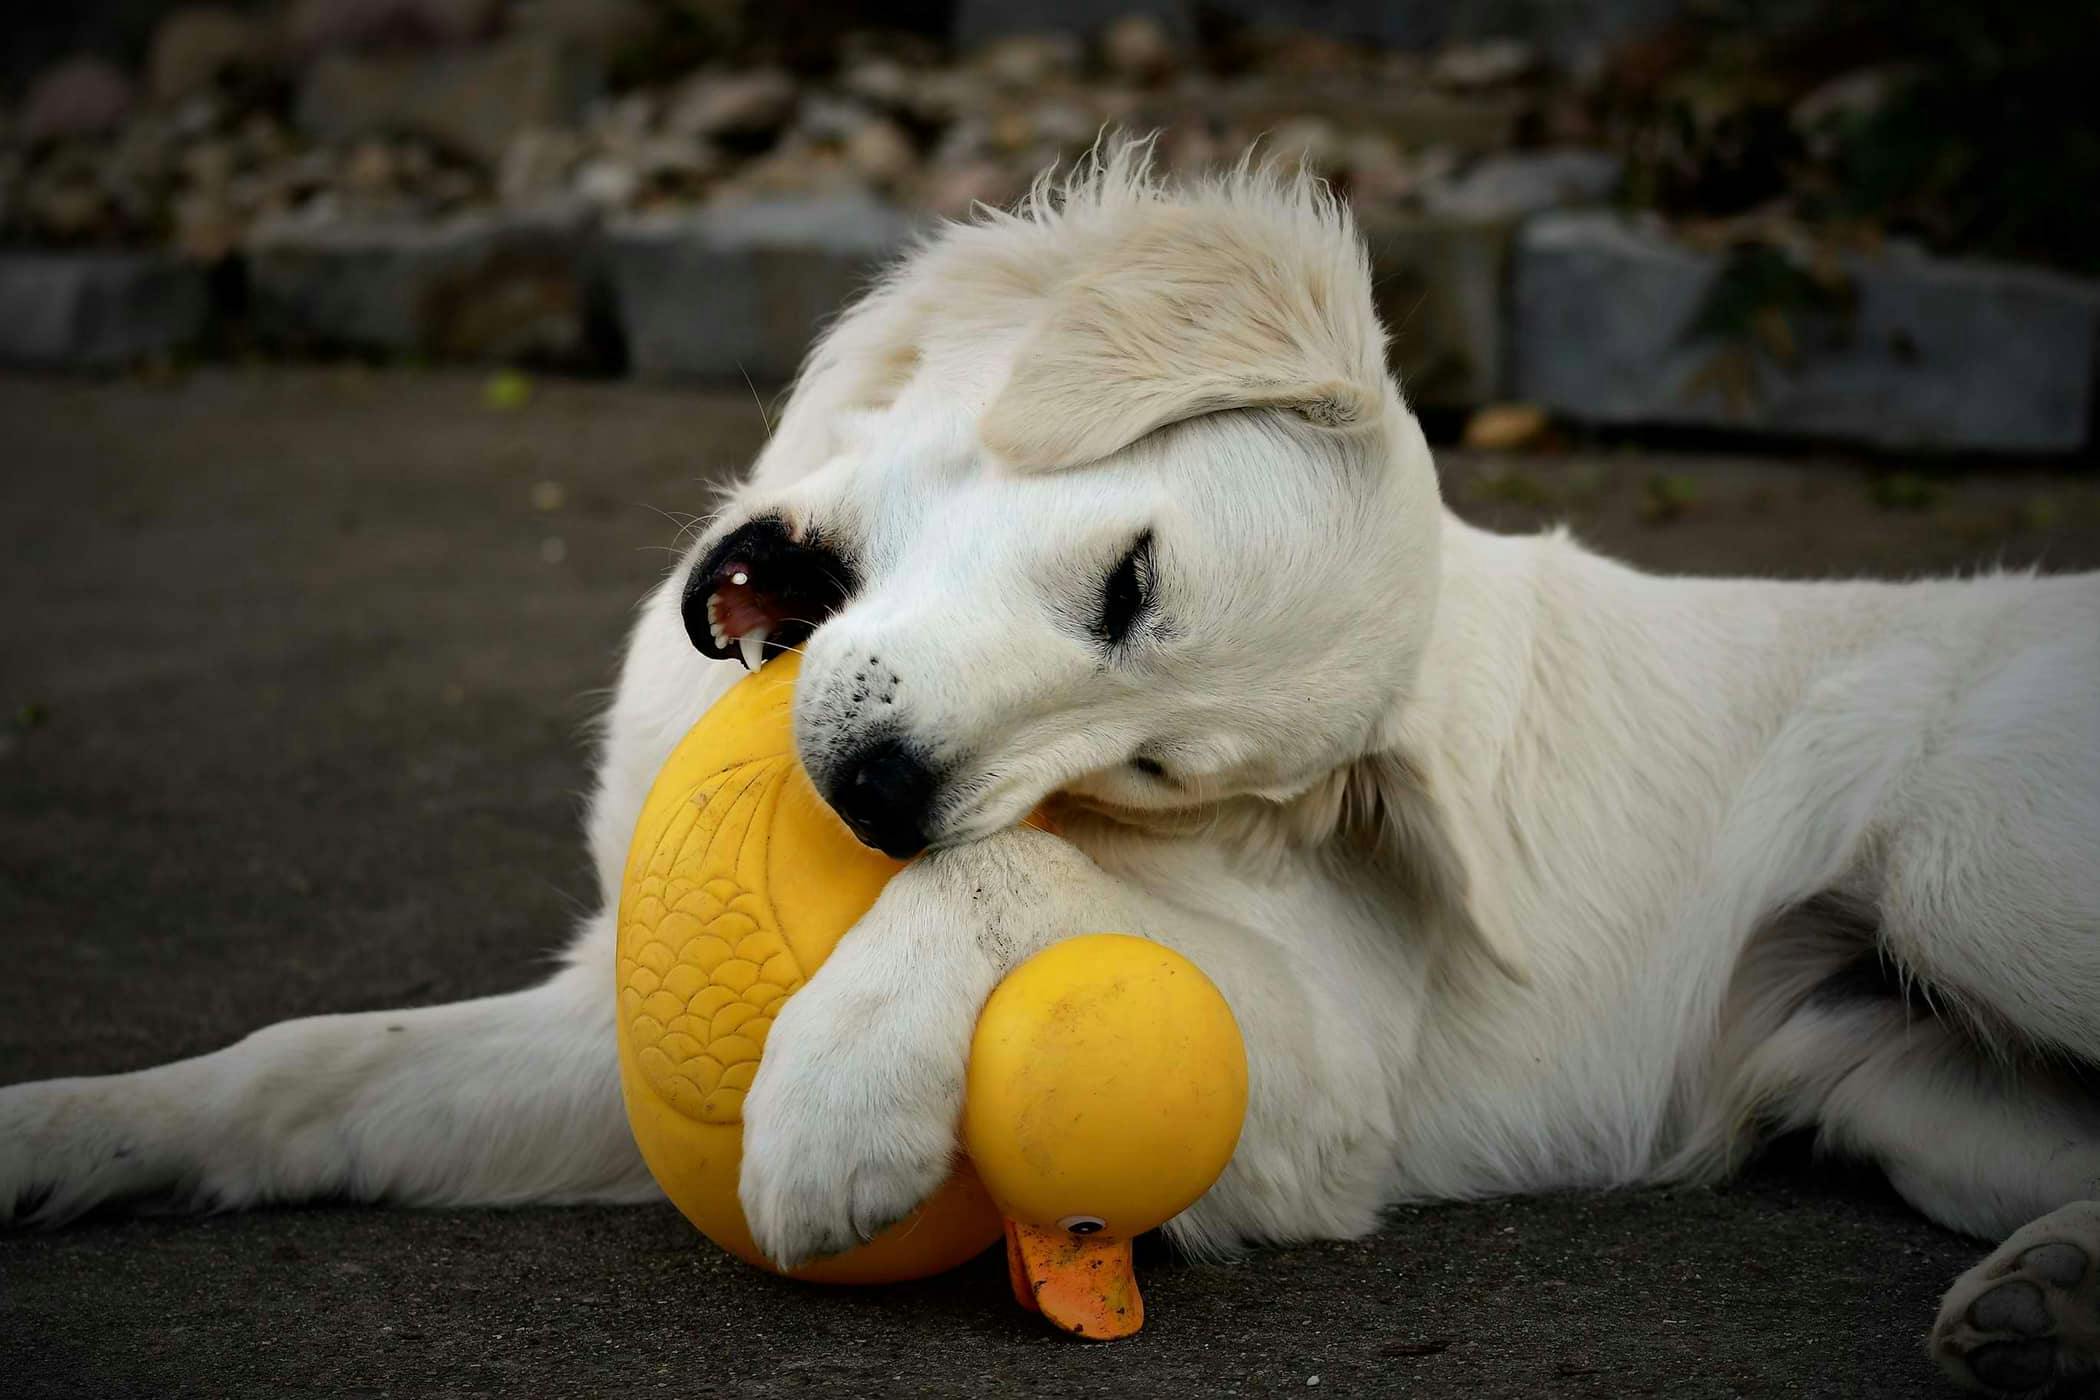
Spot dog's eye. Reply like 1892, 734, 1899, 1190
1096, 531, 1154, 647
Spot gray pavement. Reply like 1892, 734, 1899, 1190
5, 370, 2100, 1399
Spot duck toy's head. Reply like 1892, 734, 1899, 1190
968, 933, 1247, 1339
615, 655, 1247, 1338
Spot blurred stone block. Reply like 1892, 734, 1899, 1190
1360, 212, 1514, 408
1514, 213, 2100, 453
605, 200, 1510, 398
0, 253, 209, 368
296, 35, 597, 167
247, 206, 599, 364
1423, 149, 1622, 220
605, 191, 916, 381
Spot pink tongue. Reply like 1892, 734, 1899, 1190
712, 572, 778, 640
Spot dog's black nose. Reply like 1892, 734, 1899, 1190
826, 739, 937, 859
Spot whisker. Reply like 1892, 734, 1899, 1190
739, 364, 774, 440
634, 501, 717, 551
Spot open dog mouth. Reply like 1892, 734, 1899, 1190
681, 517, 855, 670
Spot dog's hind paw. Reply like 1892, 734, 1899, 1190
1934, 1201, 2100, 1396
0, 1077, 149, 1226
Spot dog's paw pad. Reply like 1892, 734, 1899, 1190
2020, 1243, 2089, 1290
1935, 1202, 2100, 1396
1968, 1340, 2060, 1394
1972, 1280, 2054, 1336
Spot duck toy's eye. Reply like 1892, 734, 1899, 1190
1058, 1215, 1107, 1235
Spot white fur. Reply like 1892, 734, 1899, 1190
5, 149, 2098, 1335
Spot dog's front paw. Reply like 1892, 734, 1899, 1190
737, 975, 966, 1271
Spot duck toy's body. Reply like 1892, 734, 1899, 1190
615, 655, 1246, 1338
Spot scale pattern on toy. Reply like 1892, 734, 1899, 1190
618, 757, 806, 1124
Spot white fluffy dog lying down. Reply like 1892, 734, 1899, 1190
6, 147, 2099, 1393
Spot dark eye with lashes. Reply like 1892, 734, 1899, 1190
1096, 531, 1155, 647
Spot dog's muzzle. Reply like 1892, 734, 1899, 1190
823, 738, 938, 860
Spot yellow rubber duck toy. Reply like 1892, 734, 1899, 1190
615, 653, 1246, 1337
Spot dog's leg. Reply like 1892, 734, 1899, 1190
0, 910, 657, 1225
1868, 628, 2100, 1067
1715, 987, 2100, 1392
1933, 1202, 2100, 1396
1741, 994, 2100, 1240
738, 825, 1391, 1270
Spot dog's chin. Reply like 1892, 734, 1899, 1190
1042, 788, 1218, 835
933, 764, 1250, 847
923, 806, 1031, 849
927, 786, 1121, 848
1058, 762, 1235, 813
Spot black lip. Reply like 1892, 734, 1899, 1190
681, 517, 856, 665
840, 817, 930, 861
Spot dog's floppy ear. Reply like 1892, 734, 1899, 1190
980, 206, 1387, 471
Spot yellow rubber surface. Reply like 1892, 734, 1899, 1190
615, 654, 1002, 1283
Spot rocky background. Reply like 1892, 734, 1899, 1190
2, 0, 2096, 455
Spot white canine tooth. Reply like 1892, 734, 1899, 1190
730, 570, 749, 586
738, 627, 768, 672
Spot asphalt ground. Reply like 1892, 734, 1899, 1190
5, 369, 2099, 1399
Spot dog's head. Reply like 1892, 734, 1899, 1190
682, 151, 1446, 860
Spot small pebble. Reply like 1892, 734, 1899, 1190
484, 371, 532, 412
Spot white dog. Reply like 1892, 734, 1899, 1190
5, 146, 2097, 1395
